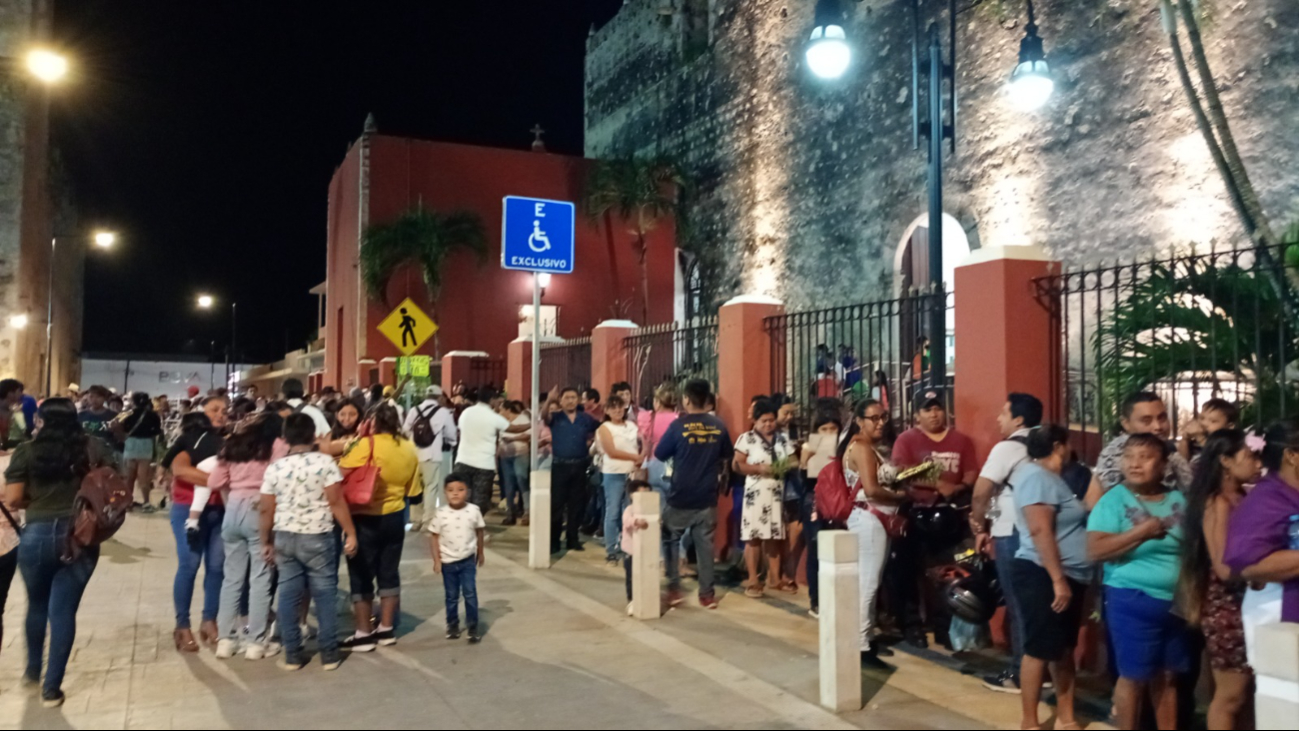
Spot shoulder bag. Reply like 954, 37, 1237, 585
342, 436, 380, 507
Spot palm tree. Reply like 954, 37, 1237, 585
359, 205, 488, 354
584, 155, 686, 325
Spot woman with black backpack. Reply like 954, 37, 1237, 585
3, 398, 116, 708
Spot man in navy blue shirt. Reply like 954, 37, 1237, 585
546, 387, 600, 553
654, 379, 732, 609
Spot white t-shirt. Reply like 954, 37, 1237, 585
599, 420, 640, 474
403, 399, 457, 463
456, 403, 510, 471
428, 503, 485, 562
980, 428, 1031, 538
286, 399, 332, 438
260, 452, 344, 535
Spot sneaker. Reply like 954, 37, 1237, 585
299, 623, 317, 640
808, 607, 820, 619
502, 515, 517, 526
446, 625, 461, 640
665, 589, 685, 607
21, 673, 40, 690
567, 543, 585, 552
699, 595, 720, 610
245, 642, 281, 661
605, 556, 620, 567
981, 670, 1022, 694
278, 657, 305, 672
520, 514, 530, 527
41, 690, 65, 708
467, 627, 482, 644
860, 650, 890, 670
340, 633, 377, 653
374, 628, 397, 647
215, 639, 239, 659
321, 657, 342, 672
904, 630, 929, 650
626, 602, 634, 616
141, 504, 157, 515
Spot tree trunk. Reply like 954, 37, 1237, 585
637, 232, 650, 327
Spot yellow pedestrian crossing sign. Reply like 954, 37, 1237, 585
378, 298, 438, 356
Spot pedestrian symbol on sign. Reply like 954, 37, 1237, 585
399, 308, 417, 347
378, 298, 439, 356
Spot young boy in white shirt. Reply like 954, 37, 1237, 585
429, 474, 486, 643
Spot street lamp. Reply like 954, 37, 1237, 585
9, 314, 29, 329
45, 230, 117, 396
804, 0, 852, 80
196, 295, 238, 388
197, 294, 214, 309
25, 49, 68, 84
1008, 0, 1054, 111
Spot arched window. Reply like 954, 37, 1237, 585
684, 258, 704, 321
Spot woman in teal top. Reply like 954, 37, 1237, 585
1087, 433, 1191, 731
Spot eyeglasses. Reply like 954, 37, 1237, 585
862, 414, 888, 423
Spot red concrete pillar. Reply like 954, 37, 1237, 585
953, 245, 1060, 462
379, 358, 397, 387
717, 296, 784, 438
591, 320, 637, 402
358, 359, 377, 387
507, 339, 533, 404
441, 351, 480, 396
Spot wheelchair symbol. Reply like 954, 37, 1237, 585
528, 220, 552, 253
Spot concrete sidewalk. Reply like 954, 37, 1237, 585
0, 512, 1047, 729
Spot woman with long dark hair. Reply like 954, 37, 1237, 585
799, 407, 842, 618
837, 398, 904, 665
208, 411, 287, 661
1178, 429, 1259, 730
323, 398, 364, 457
120, 391, 163, 513
3, 399, 115, 707
339, 403, 421, 652
162, 396, 228, 653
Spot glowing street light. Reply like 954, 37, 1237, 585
804, 0, 851, 80
537, 273, 552, 289
197, 294, 214, 309
9, 314, 29, 329
1008, 1, 1054, 111
93, 231, 117, 249
25, 49, 68, 84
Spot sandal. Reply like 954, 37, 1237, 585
744, 585, 764, 599
1055, 724, 1082, 730
174, 629, 199, 654
775, 580, 799, 594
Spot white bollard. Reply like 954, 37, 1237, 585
630, 490, 662, 621
528, 470, 552, 569
818, 530, 862, 713
1254, 623, 1299, 729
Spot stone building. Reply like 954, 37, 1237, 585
0, 0, 82, 393
585, 0, 1299, 310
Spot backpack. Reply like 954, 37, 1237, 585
814, 457, 854, 524
62, 465, 132, 563
411, 404, 441, 449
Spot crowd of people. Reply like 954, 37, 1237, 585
3, 370, 1299, 730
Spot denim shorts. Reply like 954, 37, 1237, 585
123, 436, 155, 462
1104, 586, 1192, 682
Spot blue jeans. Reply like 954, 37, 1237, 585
501, 454, 530, 518
601, 473, 629, 558
170, 503, 225, 629
19, 519, 98, 694
442, 557, 479, 629
993, 533, 1025, 672
275, 531, 339, 663
218, 496, 274, 643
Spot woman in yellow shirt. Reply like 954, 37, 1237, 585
338, 403, 421, 651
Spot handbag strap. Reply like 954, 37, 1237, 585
366, 435, 376, 467
0, 500, 21, 535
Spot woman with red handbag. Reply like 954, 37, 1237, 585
838, 399, 907, 667
337, 404, 421, 653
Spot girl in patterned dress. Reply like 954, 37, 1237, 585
734, 399, 793, 598
1179, 429, 1261, 731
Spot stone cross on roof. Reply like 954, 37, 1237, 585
530, 123, 546, 152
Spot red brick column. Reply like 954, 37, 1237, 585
379, 358, 397, 387
953, 245, 1059, 463
507, 339, 533, 404
441, 351, 484, 396
716, 295, 784, 559
591, 320, 637, 402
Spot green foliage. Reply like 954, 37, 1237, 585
359, 206, 488, 307
584, 155, 688, 240
1094, 253, 1299, 430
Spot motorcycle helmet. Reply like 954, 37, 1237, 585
945, 575, 997, 624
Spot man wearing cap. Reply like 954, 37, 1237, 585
890, 389, 979, 649
404, 385, 458, 513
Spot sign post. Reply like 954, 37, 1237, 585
502, 195, 575, 569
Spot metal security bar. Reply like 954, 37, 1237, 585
539, 337, 592, 393
467, 357, 506, 393
765, 289, 955, 433
1036, 243, 1298, 462
624, 317, 719, 410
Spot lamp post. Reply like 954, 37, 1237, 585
0, 48, 69, 84
44, 230, 116, 396
805, 0, 1053, 393
197, 295, 237, 390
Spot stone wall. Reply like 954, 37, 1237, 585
585, 0, 1299, 311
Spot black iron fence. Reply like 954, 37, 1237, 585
765, 289, 955, 433
1035, 243, 1298, 461
624, 317, 720, 410
467, 357, 507, 393
539, 337, 592, 393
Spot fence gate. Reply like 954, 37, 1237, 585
623, 318, 720, 410
539, 337, 593, 394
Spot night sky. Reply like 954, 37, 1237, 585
53, 0, 623, 363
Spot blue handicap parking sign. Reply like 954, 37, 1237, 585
501, 196, 576, 274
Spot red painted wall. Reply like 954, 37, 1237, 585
323, 134, 677, 390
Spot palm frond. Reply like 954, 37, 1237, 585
359, 206, 489, 306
